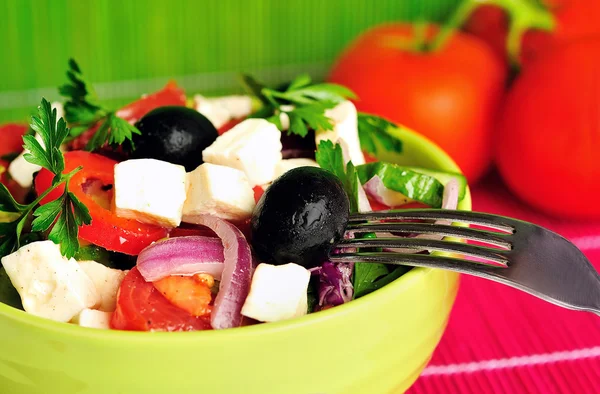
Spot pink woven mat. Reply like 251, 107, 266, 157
407, 172, 600, 394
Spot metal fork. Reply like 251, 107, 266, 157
330, 209, 600, 316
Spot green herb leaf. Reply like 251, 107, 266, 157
240, 73, 355, 138
59, 59, 105, 125
25, 99, 68, 175
315, 140, 359, 213
31, 198, 63, 232
357, 113, 403, 157
0, 184, 26, 213
353, 262, 390, 298
239, 74, 270, 106
287, 101, 337, 133
356, 162, 445, 208
0, 98, 92, 260
287, 74, 312, 90
59, 59, 140, 152
85, 112, 141, 152
43, 188, 91, 259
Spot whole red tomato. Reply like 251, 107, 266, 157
495, 38, 600, 219
328, 24, 506, 183
465, 0, 600, 67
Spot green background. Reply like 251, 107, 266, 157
0, 0, 460, 122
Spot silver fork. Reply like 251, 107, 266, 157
330, 209, 600, 316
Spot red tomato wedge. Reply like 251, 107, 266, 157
153, 274, 213, 317
68, 81, 187, 150
116, 80, 187, 125
0, 123, 30, 202
34, 151, 168, 255
111, 268, 212, 332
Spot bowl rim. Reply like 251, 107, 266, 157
0, 126, 472, 342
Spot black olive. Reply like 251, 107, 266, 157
131, 106, 218, 171
251, 167, 350, 268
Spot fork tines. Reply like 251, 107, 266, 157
333, 209, 518, 268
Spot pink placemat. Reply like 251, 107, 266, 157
407, 171, 600, 394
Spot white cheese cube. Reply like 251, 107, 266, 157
241, 263, 310, 322
183, 163, 255, 222
8, 133, 44, 188
274, 159, 319, 179
1, 241, 100, 322
202, 119, 282, 186
209, 95, 253, 119
114, 159, 188, 227
79, 261, 127, 312
194, 95, 253, 129
315, 100, 365, 165
72, 309, 112, 329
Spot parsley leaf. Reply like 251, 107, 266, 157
239, 73, 355, 138
354, 264, 410, 298
315, 140, 359, 213
357, 113, 403, 157
0, 98, 92, 259
59, 59, 106, 125
58, 59, 140, 152
86, 113, 141, 151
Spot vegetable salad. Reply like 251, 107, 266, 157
0, 60, 466, 331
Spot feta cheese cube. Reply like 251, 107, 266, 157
274, 158, 319, 179
315, 100, 365, 165
183, 163, 255, 222
194, 95, 253, 129
113, 159, 188, 227
72, 309, 112, 329
8, 102, 65, 188
1, 241, 100, 322
202, 119, 282, 186
79, 261, 127, 312
8, 133, 44, 188
241, 263, 310, 322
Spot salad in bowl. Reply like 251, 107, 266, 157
0, 60, 468, 332
0, 60, 469, 394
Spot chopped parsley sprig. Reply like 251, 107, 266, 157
0, 99, 92, 259
315, 140, 360, 213
239, 74, 356, 137
59, 59, 140, 151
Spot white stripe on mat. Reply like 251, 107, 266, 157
572, 235, 600, 252
421, 346, 600, 377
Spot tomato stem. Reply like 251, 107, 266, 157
429, 0, 554, 65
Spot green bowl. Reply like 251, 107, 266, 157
0, 126, 471, 394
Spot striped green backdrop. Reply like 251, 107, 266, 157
0, 0, 460, 122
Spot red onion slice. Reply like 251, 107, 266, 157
137, 236, 225, 282
357, 182, 372, 213
184, 215, 253, 329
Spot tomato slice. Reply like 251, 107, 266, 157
34, 151, 168, 255
111, 268, 212, 332
68, 81, 187, 150
0, 123, 30, 202
252, 185, 264, 204
153, 274, 213, 317
116, 80, 187, 125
